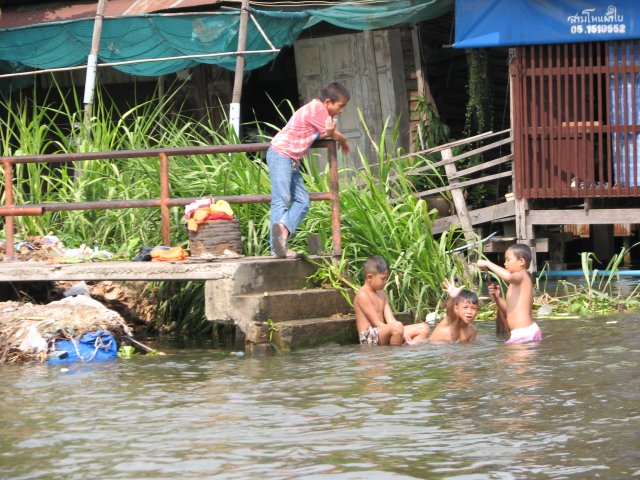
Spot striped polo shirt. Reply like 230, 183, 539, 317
270, 99, 329, 161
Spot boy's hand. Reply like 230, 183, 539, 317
338, 137, 351, 154
476, 259, 490, 269
443, 278, 463, 298
488, 283, 501, 299
324, 116, 336, 136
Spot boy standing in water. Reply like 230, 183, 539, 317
477, 243, 542, 344
354, 256, 430, 346
268, 82, 351, 258
428, 279, 478, 342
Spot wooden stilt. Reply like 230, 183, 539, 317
515, 198, 537, 271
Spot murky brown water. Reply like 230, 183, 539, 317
1, 315, 639, 479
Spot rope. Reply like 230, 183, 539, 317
64, 331, 112, 362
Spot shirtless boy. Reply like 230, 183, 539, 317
429, 279, 478, 342
354, 256, 430, 346
477, 243, 542, 344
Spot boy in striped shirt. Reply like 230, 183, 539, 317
268, 82, 351, 258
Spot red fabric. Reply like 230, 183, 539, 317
207, 212, 233, 221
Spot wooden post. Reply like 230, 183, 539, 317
515, 198, 537, 272
508, 52, 536, 272
442, 147, 476, 244
83, 0, 107, 130
230, 0, 250, 136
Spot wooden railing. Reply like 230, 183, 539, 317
401, 129, 514, 240
0, 141, 342, 261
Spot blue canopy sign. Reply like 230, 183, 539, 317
568, 4, 627, 37
455, 0, 640, 48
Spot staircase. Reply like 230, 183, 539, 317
204, 257, 356, 353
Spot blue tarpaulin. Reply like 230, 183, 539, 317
47, 330, 118, 364
455, 0, 640, 48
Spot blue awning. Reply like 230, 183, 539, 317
455, 0, 640, 48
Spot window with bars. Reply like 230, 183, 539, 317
511, 40, 640, 198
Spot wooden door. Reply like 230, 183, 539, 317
294, 30, 409, 170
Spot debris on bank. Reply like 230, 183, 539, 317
0, 295, 144, 365
1, 234, 115, 263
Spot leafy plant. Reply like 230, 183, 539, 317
412, 96, 451, 152
464, 48, 493, 137
304, 250, 357, 306
264, 318, 279, 344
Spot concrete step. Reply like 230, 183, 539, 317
234, 287, 353, 323
269, 315, 357, 352
229, 257, 323, 294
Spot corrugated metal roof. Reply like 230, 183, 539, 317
0, 0, 223, 29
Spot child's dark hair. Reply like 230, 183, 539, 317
507, 243, 532, 268
363, 255, 388, 275
454, 290, 479, 305
320, 82, 350, 103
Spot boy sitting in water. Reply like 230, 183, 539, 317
477, 243, 542, 344
354, 255, 430, 346
428, 279, 478, 342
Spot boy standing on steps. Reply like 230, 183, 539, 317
354, 256, 430, 346
268, 82, 351, 258
477, 243, 542, 344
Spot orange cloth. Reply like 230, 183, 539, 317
186, 201, 234, 232
187, 208, 212, 232
151, 246, 189, 262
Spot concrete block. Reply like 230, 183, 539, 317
271, 315, 358, 352
234, 288, 353, 323
230, 259, 318, 294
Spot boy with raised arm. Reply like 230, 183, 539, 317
429, 279, 478, 342
354, 256, 430, 346
477, 243, 542, 344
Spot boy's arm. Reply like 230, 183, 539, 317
354, 291, 387, 328
477, 258, 522, 284
488, 283, 510, 336
488, 283, 507, 316
382, 295, 400, 325
321, 117, 351, 153
334, 130, 351, 153
443, 278, 462, 322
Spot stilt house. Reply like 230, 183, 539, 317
455, 0, 640, 268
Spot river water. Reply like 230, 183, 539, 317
1, 315, 639, 479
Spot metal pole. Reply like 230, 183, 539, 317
83, 0, 107, 130
328, 142, 342, 256
3, 160, 15, 261
159, 153, 171, 246
230, 0, 250, 137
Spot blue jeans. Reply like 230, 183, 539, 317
267, 146, 310, 253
